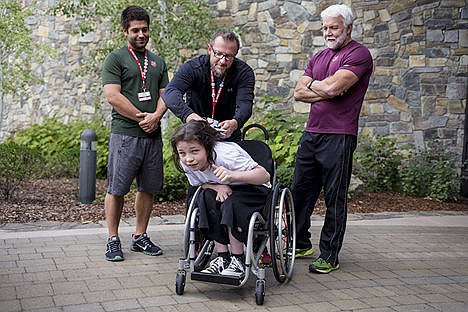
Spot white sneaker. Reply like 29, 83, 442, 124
221, 256, 245, 277
201, 256, 229, 274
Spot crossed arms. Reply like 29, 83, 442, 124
294, 68, 359, 103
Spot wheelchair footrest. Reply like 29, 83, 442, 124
190, 271, 243, 286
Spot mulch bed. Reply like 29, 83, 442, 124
0, 178, 466, 224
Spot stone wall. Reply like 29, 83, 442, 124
209, 0, 467, 159
1, 0, 467, 165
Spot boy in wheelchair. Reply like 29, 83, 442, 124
170, 120, 271, 277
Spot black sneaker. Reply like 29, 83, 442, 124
201, 256, 229, 274
221, 256, 245, 277
130, 233, 163, 256
105, 235, 124, 261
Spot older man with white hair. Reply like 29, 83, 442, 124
292, 4, 374, 273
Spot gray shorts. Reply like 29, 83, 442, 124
107, 133, 163, 196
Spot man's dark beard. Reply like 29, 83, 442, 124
212, 66, 227, 78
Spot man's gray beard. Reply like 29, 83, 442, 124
212, 70, 225, 78
327, 31, 348, 50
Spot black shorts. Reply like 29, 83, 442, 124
195, 185, 270, 244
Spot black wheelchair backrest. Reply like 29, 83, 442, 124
237, 124, 275, 184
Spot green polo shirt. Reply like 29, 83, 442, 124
102, 47, 169, 138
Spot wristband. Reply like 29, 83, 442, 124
307, 80, 314, 90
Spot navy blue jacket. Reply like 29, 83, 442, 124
162, 55, 255, 141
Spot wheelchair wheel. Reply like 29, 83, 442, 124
269, 183, 296, 283
255, 280, 265, 305
183, 187, 203, 258
175, 270, 186, 295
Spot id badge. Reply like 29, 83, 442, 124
138, 91, 151, 101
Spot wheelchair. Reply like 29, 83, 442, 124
175, 124, 296, 305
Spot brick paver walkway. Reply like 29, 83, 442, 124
0, 212, 467, 311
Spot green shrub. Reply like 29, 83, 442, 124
354, 135, 403, 192
0, 142, 44, 200
159, 116, 187, 201
252, 96, 308, 172
275, 163, 295, 188
7, 117, 110, 179
251, 96, 307, 186
160, 165, 188, 201
400, 141, 459, 201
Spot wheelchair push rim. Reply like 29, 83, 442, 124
269, 183, 296, 283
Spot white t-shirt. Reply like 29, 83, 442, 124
181, 141, 270, 188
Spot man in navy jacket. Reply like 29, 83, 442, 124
162, 28, 255, 142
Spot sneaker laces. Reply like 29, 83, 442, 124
108, 238, 121, 252
203, 256, 225, 273
136, 234, 156, 248
227, 256, 244, 271
314, 258, 328, 266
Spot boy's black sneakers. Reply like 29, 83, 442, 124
105, 235, 124, 261
221, 256, 245, 277
130, 233, 163, 256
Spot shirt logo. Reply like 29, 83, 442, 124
151, 60, 157, 67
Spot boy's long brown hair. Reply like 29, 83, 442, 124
170, 120, 221, 172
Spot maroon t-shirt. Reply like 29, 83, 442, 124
304, 40, 373, 136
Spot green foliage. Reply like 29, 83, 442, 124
251, 96, 307, 187
159, 116, 187, 201
354, 135, 459, 201
0, 0, 54, 95
275, 163, 295, 188
0, 142, 43, 200
7, 118, 110, 179
50, 0, 217, 71
253, 96, 307, 168
400, 141, 459, 201
354, 135, 403, 193
5, 115, 188, 201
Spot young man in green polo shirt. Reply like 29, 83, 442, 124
102, 6, 169, 261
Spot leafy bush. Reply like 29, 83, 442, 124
159, 116, 187, 201
0, 142, 43, 200
251, 96, 307, 187
7, 117, 110, 179
400, 141, 459, 201
275, 163, 295, 187
353, 135, 403, 192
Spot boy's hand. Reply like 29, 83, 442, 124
212, 165, 237, 183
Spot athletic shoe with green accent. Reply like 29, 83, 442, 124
105, 235, 124, 261
309, 257, 340, 274
295, 246, 314, 258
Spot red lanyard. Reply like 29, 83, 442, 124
210, 71, 226, 118
128, 46, 148, 91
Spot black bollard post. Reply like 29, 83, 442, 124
79, 129, 97, 204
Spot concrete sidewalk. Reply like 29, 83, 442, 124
1, 211, 467, 311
